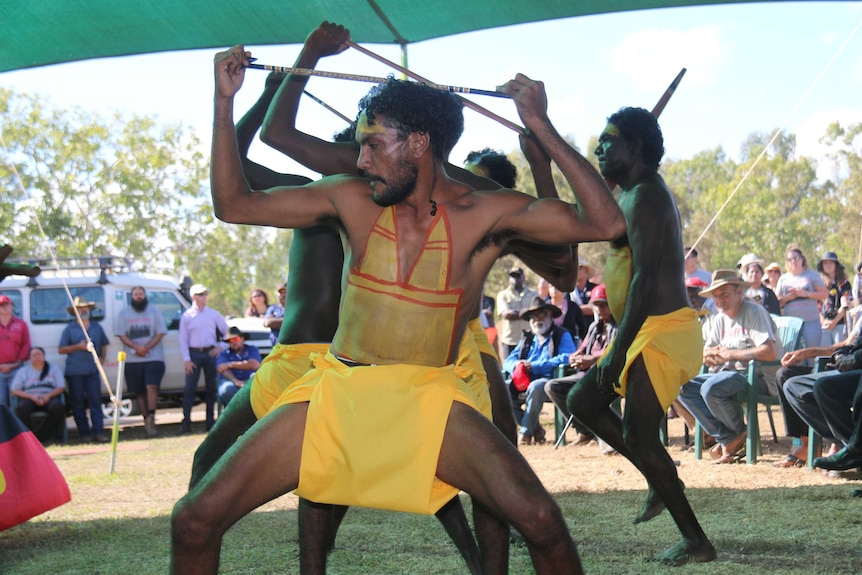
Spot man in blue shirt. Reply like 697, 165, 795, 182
503, 296, 576, 445
58, 296, 110, 443
216, 327, 261, 406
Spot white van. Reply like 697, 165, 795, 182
0, 257, 271, 416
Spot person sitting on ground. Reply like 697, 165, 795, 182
545, 284, 617, 448
502, 296, 576, 445
738, 253, 780, 316
262, 283, 286, 346
215, 327, 261, 406
10, 346, 66, 444
243, 288, 270, 318
773, 313, 862, 467
817, 251, 853, 346
678, 270, 782, 464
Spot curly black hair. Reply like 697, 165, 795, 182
358, 79, 464, 161
464, 148, 517, 188
606, 107, 665, 170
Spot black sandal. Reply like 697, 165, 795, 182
773, 454, 805, 468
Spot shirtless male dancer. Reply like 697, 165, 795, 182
565, 107, 716, 565
259, 22, 578, 572
188, 70, 483, 574
171, 44, 625, 575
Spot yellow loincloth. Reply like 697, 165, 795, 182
249, 343, 330, 419
268, 350, 486, 515
600, 307, 703, 410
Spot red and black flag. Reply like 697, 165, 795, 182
0, 405, 71, 531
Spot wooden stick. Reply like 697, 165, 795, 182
303, 90, 353, 123
247, 63, 508, 99
345, 40, 525, 135
651, 68, 686, 118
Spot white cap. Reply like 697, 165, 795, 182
189, 284, 209, 296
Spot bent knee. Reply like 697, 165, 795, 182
172, 495, 218, 547
517, 498, 567, 544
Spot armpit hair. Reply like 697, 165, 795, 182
472, 228, 516, 256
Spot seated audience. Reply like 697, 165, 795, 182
544, 285, 617, 448
775, 305, 862, 467
678, 270, 781, 464
503, 297, 576, 445
216, 327, 261, 406
10, 347, 66, 444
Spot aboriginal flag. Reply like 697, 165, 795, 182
0, 405, 70, 531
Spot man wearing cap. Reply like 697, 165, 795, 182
179, 284, 230, 434
568, 108, 715, 565
571, 260, 598, 316
116, 286, 168, 438
503, 296, 576, 445
684, 247, 712, 286
0, 294, 30, 407
678, 270, 781, 464
216, 327, 262, 406
545, 284, 618, 447
58, 296, 110, 443
496, 266, 539, 358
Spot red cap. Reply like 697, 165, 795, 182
685, 277, 709, 289
0, 295, 11, 305
511, 363, 531, 392
591, 284, 608, 303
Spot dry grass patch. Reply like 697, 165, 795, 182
1, 407, 860, 574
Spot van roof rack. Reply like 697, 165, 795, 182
6, 256, 134, 285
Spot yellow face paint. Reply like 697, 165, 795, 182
603, 123, 622, 138
464, 162, 490, 179
356, 111, 388, 139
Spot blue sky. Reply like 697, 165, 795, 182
2, 1, 861, 181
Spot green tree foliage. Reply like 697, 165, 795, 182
1, 87, 299, 318
820, 121, 862, 266
0, 88, 208, 268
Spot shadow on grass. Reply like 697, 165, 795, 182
1, 485, 860, 574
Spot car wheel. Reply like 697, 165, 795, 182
102, 398, 133, 419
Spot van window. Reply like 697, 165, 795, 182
30, 287, 106, 324
125, 290, 186, 330
0, 290, 23, 318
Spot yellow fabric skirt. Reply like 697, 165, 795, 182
602, 307, 703, 410
267, 351, 488, 515
249, 343, 330, 419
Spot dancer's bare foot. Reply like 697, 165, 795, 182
650, 538, 716, 566
633, 480, 685, 524
633, 486, 664, 524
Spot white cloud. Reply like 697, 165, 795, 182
608, 25, 724, 91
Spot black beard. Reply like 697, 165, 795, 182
368, 160, 418, 207
131, 297, 148, 312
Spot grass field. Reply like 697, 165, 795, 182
1, 406, 861, 574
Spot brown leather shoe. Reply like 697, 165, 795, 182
518, 433, 533, 446
533, 426, 547, 445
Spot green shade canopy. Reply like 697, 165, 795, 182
1, 0, 785, 73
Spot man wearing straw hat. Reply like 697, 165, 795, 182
677, 270, 781, 463
565, 108, 715, 565
58, 295, 109, 443
172, 43, 625, 575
